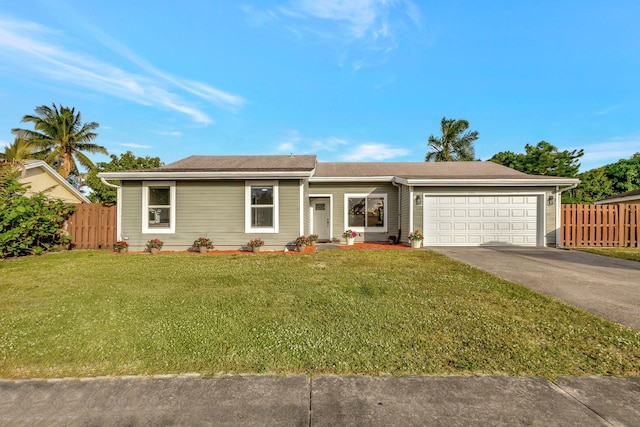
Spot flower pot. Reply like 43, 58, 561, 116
149, 247, 160, 255
410, 240, 422, 249
310, 241, 317, 246
296, 245, 305, 252
199, 246, 208, 254
252, 246, 260, 254
345, 237, 355, 246
118, 248, 128, 254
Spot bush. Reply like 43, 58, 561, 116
0, 176, 75, 258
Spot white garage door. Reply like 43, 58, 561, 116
424, 194, 541, 246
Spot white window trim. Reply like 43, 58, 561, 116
344, 193, 388, 233
245, 181, 279, 233
142, 181, 176, 234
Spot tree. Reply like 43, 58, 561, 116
85, 151, 163, 203
0, 137, 37, 177
11, 104, 108, 180
425, 117, 478, 162
563, 167, 614, 204
604, 152, 640, 193
489, 141, 583, 177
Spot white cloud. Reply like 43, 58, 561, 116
0, 139, 9, 148
275, 131, 409, 161
0, 15, 245, 125
341, 143, 409, 161
248, 0, 421, 69
117, 143, 153, 149
573, 136, 640, 170
155, 131, 182, 137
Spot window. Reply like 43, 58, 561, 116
345, 193, 387, 232
142, 181, 176, 234
245, 182, 279, 233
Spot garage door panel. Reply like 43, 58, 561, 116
424, 194, 540, 247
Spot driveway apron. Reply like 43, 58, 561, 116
429, 247, 640, 330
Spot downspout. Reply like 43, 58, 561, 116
391, 178, 402, 244
555, 182, 579, 247
100, 177, 123, 241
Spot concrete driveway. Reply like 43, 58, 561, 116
429, 246, 640, 330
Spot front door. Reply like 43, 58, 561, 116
312, 198, 331, 242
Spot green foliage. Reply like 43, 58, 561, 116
425, 117, 479, 162
604, 152, 640, 194
0, 176, 75, 258
563, 167, 614, 204
489, 141, 583, 177
85, 151, 163, 203
563, 153, 640, 204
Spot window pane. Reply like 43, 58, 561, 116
148, 207, 170, 228
348, 197, 365, 227
252, 207, 273, 227
251, 187, 273, 205
366, 197, 384, 227
149, 187, 170, 205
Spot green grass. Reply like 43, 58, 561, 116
1, 250, 639, 379
575, 247, 640, 262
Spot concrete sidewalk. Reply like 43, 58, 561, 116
1, 374, 639, 426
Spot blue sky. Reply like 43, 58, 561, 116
1, 0, 639, 172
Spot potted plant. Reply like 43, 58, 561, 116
342, 229, 357, 246
307, 234, 318, 246
408, 230, 424, 249
247, 238, 265, 254
146, 238, 164, 254
193, 236, 214, 254
113, 240, 129, 254
294, 235, 308, 252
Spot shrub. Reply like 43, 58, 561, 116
247, 238, 265, 248
0, 176, 75, 258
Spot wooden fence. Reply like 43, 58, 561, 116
67, 204, 117, 249
561, 204, 639, 247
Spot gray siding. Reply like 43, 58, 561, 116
411, 186, 559, 247
400, 185, 411, 243
308, 182, 399, 242
120, 180, 303, 251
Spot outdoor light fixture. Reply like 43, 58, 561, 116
415, 195, 422, 206
548, 195, 555, 206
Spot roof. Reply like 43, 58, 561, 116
595, 188, 640, 205
311, 161, 579, 186
314, 161, 531, 179
98, 155, 579, 187
152, 155, 317, 172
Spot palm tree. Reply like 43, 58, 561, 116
0, 137, 37, 177
425, 117, 479, 162
11, 104, 107, 179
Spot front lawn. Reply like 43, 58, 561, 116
575, 247, 640, 262
1, 250, 639, 379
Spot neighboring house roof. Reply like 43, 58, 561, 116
20, 160, 89, 203
594, 188, 640, 205
98, 155, 579, 188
